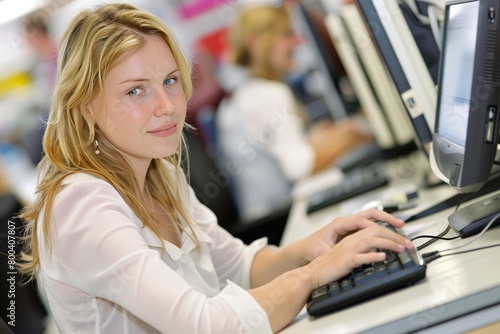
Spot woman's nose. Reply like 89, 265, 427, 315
154, 88, 175, 116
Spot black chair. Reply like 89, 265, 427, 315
0, 111, 49, 331
0, 193, 48, 334
183, 130, 290, 246
0, 316, 14, 334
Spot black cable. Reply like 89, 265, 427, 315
412, 234, 459, 242
409, 175, 500, 253
412, 224, 460, 251
423, 242, 500, 264
411, 197, 464, 250
422, 213, 500, 263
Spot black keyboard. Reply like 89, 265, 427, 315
307, 222, 426, 317
306, 163, 389, 214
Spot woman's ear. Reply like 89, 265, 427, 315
244, 34, 258, 54
86, 103, 96, 122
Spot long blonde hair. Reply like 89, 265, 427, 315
19, 3, 196, 281
229, 5, 292, 79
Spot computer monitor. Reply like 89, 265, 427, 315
355, 0, 446, 190
295, 0, 359, 120
356, 0, 438, 155
324, 7, 416, 153
430, 0, 500, 193
430, 0, 500, 237
352, 0, 497, 224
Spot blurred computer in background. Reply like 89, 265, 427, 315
325, 5, 416, 157
294, 0, 360, 122
355, 0, 443, 184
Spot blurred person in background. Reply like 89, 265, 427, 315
23, 8, 58, 108
215, 4, 372, 221
20, 8, 58, 165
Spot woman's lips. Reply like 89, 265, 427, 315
148, 123, 177, 137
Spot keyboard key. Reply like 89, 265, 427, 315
328, 281, 341, 296
398, 251, 416, 268
311, 285, 329, 299
386, 260, 403, 274
340, 279, 354, 292
354, 264, 388, 286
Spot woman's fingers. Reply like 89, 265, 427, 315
332, 209, 406, 236
356, 208, 405, 228
310, 225, 415, 288
343, 226, 408, 254
306, 209, 412, 271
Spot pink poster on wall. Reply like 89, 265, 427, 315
178, 0, 233, 19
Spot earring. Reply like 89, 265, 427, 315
95, 140, 100, 155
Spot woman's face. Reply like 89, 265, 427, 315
89, 35, 186, 173
269, 28, 301, 77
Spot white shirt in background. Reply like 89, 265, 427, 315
216, 77, 315, 221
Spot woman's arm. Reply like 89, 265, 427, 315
248, 209, 413, 333
308, 119, 373, 173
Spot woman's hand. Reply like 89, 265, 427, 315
309, 119, 373, 173
295, 209, 413, 287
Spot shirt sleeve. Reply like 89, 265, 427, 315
49, 178, 272, 334
249, 82, 315, 181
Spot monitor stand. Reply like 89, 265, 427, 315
448, 193, 500, 238
404, 176, 500, 223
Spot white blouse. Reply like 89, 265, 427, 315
37, 172, 272, 333
216, 77, 315, 221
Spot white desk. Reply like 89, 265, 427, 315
279, 170, 500, 334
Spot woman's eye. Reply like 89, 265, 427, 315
127, 87, 142, 96
164, 77, 176, 86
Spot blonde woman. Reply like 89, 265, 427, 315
216, 5, 372, 221
19, 3, 411, 333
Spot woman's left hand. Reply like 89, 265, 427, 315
296, 208, 411, 263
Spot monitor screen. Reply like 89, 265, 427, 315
434, 0, 479, 148
431, 0, 500, 193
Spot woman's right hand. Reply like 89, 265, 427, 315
302, 219, 412, 289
